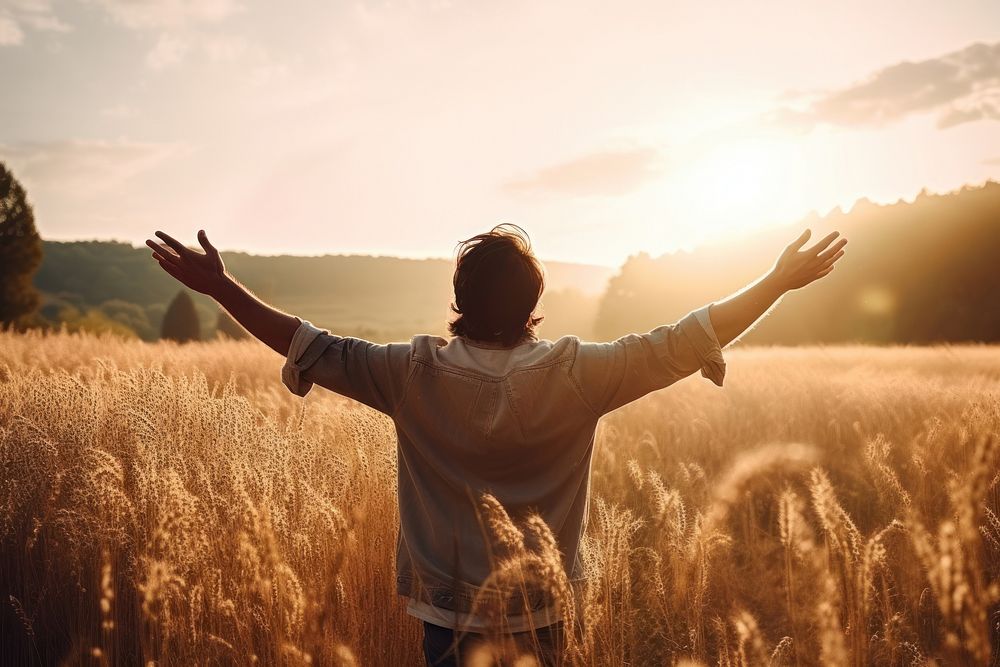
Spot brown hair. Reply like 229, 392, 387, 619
449, 224, 545, 346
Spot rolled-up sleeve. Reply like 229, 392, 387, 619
281, 319, 413, 414
572, 305, 726, 415
282, 319, 329, 396
689, 305, 727, 386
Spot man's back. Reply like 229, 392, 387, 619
396, 334, 600, 619
281, 307, 725, 627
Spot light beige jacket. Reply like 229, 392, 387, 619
282, 306, 725, 629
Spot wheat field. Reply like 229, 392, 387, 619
1, 330, 998, 666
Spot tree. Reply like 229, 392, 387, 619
160, 290, 200, 342
100, 299, 154, 340
215, 308, 249, 339
0, 162, 42, 327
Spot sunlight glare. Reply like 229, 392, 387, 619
673, 137, 806, 241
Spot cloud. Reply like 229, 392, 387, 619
91, 0, 241, 30
0, 14, 24, 45
984, 156, 1000, 166
504, 147, 664, 197
768, 41, 1000, 131
15, 0, 71, 31
145, 33, 190, 69
83, 3, 265, 71
89, 0, 243, 69
1, 140, 180, 196
202, 33, 250, 63
101, 103, 136, 119
0, 0, 71, 46
142, 30, 277, 73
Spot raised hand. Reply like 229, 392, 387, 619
770, 229, 847, 291
146, 230, 227, 296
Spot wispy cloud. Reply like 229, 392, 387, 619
86, 0, 245, 70
140, 30, 278, 74
0, 0, 71, 46
1, 139, 181, 196
504, 147, 664, 198
145, 33, 190, 70
100, 103, 137, 119
769, 41, 1000, 131
14, 0, 70, 31
91, 0, 241, 30
202, 33, 250, 63
984, 156, 1000, 166
0, 14, 23, 45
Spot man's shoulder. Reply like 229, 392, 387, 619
536, 334, 582, 354
510, 335, 582, 368
409, 333, 448, 347
407, 334, 449, 361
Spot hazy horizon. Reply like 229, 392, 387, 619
39, 177, 997, 268
42, 234, 619, 268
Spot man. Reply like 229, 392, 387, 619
147, 224, 846, 665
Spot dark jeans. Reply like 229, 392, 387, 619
422, 621, 565, 666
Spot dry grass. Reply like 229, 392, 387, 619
1, 330, 998, 665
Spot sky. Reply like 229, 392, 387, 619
1, 0, 999, 267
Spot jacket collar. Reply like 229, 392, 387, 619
456, 334, 535, 350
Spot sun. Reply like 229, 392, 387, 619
672, 136, 807, 240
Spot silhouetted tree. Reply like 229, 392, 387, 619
593, 180, 1000, 344
161, 290, 200, 342
0, 162, 42, 327
215, 309, 248, 339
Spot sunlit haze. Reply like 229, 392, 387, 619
2, 0, 999, 266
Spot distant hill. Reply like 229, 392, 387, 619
595, 181, 1000, 344
34, 181, 1000, 345
34, 243, 613, 342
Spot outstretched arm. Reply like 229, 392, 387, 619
708, 229, 847, 347
571, 228, 847, 414
146, 230, 299, 355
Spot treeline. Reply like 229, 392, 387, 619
595, 180, 1000, 344
25, 177, 1000, 345
34, 242, 611, 342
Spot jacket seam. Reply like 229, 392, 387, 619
600, 339, 631, 415
562, 357, 600, 419
483, 383, 497, 438
502, 380, 528, 441
391, 349, 420, 420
